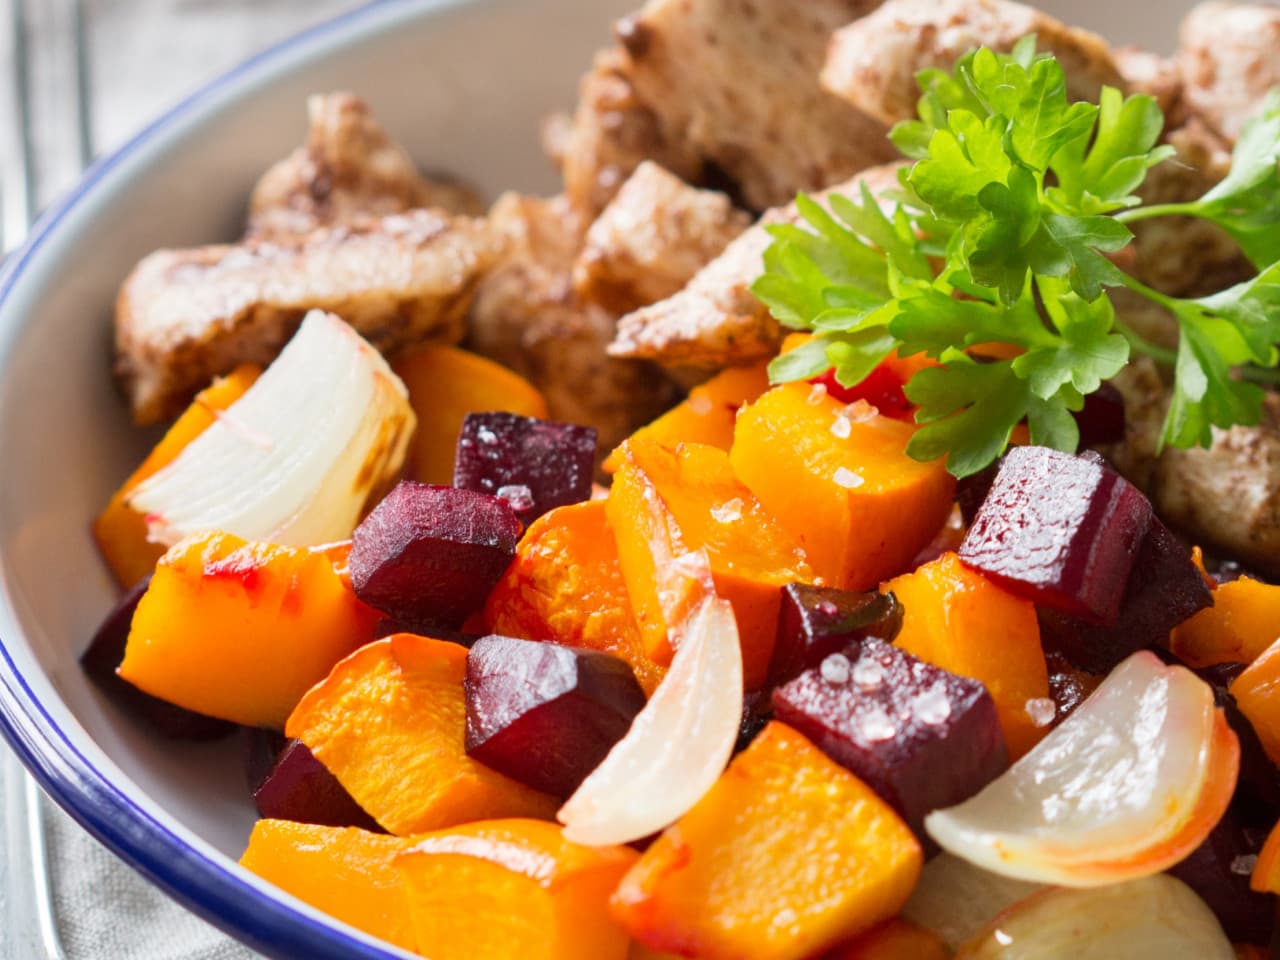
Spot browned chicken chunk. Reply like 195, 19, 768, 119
247, 92, 483, 242
1178, 2, 1280, 144
572, 161, 751, 315
117, 210, 501, 424
609, 162, 906, 369
821, 0, 1124, 127
467, 192, 680, 455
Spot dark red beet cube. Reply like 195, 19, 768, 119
350, 481, 521, 631
465, 635, 646, 797
736, 689, 773, 754
959, 446, 1152, 624
242, 727, 289, 794
1037, 518, 1213, 672
772, 637, 1008, 843
253, 739, 382, 831
453, 413, 597, 525
81, 578, 235, 741
1168, 808, 1275, 945
956, 462, 998, 527
768, 585, 903, 688
1073, 382, 1126, 448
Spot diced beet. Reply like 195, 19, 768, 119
254, 739, 383, 831
956, 462, 998, 527
350, 481, 521, 631
1168, 807, 1275, 945
768, 585, 903, 688
1043, 652, 1098, 728
1036, 518, 1213, 672
81, 578, 235, 741
1073, 382, 1126, 448
958, 446, 1152, 624
242, 727, 289, 794
772, 637, 1008, 845
453, 413, 597, 525
736, 689, 772, 754
465, 635, 646, 797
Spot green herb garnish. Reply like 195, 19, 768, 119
752, 37, 1280, 477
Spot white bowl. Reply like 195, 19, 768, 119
0, 0, 1200, 956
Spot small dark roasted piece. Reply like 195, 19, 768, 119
767, 584, 903, 688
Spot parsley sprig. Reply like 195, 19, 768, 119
752, 37, 1280, 477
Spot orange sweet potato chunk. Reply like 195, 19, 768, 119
1172, 577, 1280, 667
603, 362, 771, 473
395, 818, 637, 960
239, 820, 418, 953
612, 721, 922, 960
824, 918, 950, 959
1250, 816, 1280, 894
119, 531, 379, 728
730, 383, 954, 591
884, 553, 1050, 759
287, 634, 558, 835
484, 500, 666, 694
392, 343, 549, 484
1230, 638, 1280, 767
93, 365, 260, 588
607, 440, 813, 689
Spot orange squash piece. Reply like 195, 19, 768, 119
93, 365, 260, 588
730, 383, 954, 591
483, 500, 666, 694
825, 918, 950, 959
392, 343, 549, 484
395, 818, 637, 960
287, 634, 558, 835
1251, 817, 1280, 894
602, 362, 771, 473
239, 820, 418, 953
884, 553, 1050, 759
607, 440, 813, 689
612, 721, 922, 960
1172, 576, 1280, 667
1230, 638, 1280, 767
119, 531, 379, 728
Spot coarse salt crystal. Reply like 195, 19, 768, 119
1232, 854, 1259, 876
833, 467, 864, 489
912, 683, 952, 725
852, 658, 884, 691
844, 399, 878, 423
821, 653, 851, 685
496, 484, 534, 512
1025, 697, 1056, 728
830, 415, 852, 439
807, 383, 828, 405
860, 706, 896, 742
711, 497, 744, 524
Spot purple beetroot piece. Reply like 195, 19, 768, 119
1037, 517, 1213, 672
1168, 807, 1275, 945
959, 446, 1152, 624
453, 413, 597, 525
772, 637, 1008, 845
81, 577, 235, 741
349, 481, 521, 631
1073, 382, 1126, 448
768, 584, 903, 688
736, 689, 773, 754
253, 739, 382, 831
465, 635, 646, 797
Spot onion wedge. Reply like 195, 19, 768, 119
559, 455, 743, 846
955, 875, 1235, 959
128, 311, 415, 548
925, 651, 1239, 887
902, 853, 1044, 950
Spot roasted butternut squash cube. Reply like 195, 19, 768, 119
607, 440, 813, 689
286, 634, 558, 835
1173, 577, 1280, 667
93, 365, 260, 587
603, 362, 771, 473
730, 383, 954, 591
119, 531, 379, 728
884, 553, 1051, 759
612, 721, 922, 960
395, 818, 637, 960
239, 820, 418, 954
392, 343, 549, 485
483, 500, 665, 694
1231, 638, 1280, 767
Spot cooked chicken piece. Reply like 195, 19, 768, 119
610, 162, 906, 368
558, 49, 702, 219
1179, 2, 1280, 144
117, 210, 500, 424
572, 162, 751, 315
467, 192, 680, 455
821, 0, 1124, 128
615, 0, 896, 212
1114, 47, 1183, 120
246, 92, 483, 242
1105, 359, 1280, 578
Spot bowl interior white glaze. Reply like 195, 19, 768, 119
0, 0, 1202, 947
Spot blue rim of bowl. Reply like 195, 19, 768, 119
0, 2, 460, 957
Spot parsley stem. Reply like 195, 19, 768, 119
1114, 320, 1177, 366
1240, 364, 1280, 386
1114, 202, 1201, 224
